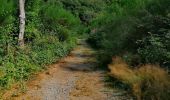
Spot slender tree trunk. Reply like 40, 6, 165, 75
18, 0, 25, 47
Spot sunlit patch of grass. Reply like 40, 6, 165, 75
109, 57, 170, 100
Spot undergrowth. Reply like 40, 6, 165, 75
0, 35, 77, 90
0, 0, 79, 90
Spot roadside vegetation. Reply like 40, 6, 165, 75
0, 0, 80, 89
0, 0, 170, 100
88, 0, 170, 99
0, 0, 107, 91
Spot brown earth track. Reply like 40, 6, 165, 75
2, 40, 131, 100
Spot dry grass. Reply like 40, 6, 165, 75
109, 57, 170, 100
109, 57, 140, 85
138, 65, 170, 100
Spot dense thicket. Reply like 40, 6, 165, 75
60, 0, 107, 25
88, 0, 170, 68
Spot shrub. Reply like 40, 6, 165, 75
0, 0, 80, 92
0, 51, 39, 88
138, 65, 170, 100
0, 0, 16, 25
0, 34, 77, 89
56, 26, 70, 42
25, 0, 41, 42
40, 2, 80, 32
137, 15, 170, 66
61, 0, 107, 24
88, 0, 170, 69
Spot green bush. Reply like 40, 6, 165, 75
0, 0, 79, 89
41, 2, 80, 31
0, 34, 76, 88
25, 0, 41, 42
137, 15, 170, 66
61, 0, 107, 24
0, 0, 16, 25
88, 0, 170, 68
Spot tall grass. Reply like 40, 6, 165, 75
109, 57, 170, 100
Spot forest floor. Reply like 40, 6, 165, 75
2, 39, 132, 100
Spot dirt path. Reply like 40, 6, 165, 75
3, 40, 131, 100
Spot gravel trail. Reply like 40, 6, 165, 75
4, 40, 132, 100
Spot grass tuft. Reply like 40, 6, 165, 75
109, 57, 170, 100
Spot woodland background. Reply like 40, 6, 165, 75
0, 0, 170, 99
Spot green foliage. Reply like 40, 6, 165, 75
0, 0, 78, 89
0, 0, 16, 25
87, 0, 170, 99
0, 0, 18, 68
41, 2, 80, 31
0, 1, 169, 98
0, 34, 76, 89
30, 35, 76, 65
88, 0, 170, 68
137, 16, 170, 65
25, 0, 41, 42
147, 0, 170, 15
60, 0, 107, 25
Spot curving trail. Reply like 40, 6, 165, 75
4, 40, 131, 100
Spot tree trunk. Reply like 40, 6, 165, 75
18, 0, 25, 47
